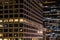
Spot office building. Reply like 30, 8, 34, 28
43, 0, 60, 40
0, 0, 43, 40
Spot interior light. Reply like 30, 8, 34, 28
0, 25, 3, 27
0, 20, 2, 22
20, 19, 24, 22
37, 30, 43, 34
4, 38, 8, 40
4, 19, 8, 22
14, 19, 18, 22
0, 33, 3, 37
0, 38, 2, 40
19, 39, 22, 40
9, 19, 13, 22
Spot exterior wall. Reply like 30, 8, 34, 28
0, 0, 43, 40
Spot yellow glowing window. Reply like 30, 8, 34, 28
0, 38, 2, 40
0, 20, 2, 22
14, 19, 18, 22
37, 30, 43, 34
20, 19, 24, 22
4, 38, 8, 40
0, 33, 3, 37
4, 19, 8, 22
9, 19, 13, 22
19, 39, 22, 40
0, 25, 3, 27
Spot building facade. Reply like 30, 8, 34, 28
0, 0, 43, 40
43, 3, 60, 40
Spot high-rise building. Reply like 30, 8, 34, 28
0, 0, 43, 40
43, 1, 60, 40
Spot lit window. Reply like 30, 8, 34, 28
4, 38, 8, 40
0, 33, 3, 37
37, 30, 43, 34
14, 33, 18, 37
14, 19, 18, 22
0, 20, 2, 22
19, 28, 23, 32
0, 25, 3, 27
20, 19, 24, 22
4, 19, 8, 22
0, 38, 2, 40
19, 38, 22, 40
14, 38, 18, 40
9, 19, 13, 22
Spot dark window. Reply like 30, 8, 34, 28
4, 29, 8, 32
20, 5, 23, 8
9, 10, 13, 13
14, 33, 18, 37
14, 29, 18, 32
0, 29, 3, 32
4, 10, 8, 13
0, 10, 3, 13
4, 15, 8, 18
4, 6, 8, 9
20, 0, 23, 3
9, 5, 13, 8
0, 15, 3, 18
9, 15, 13, 18
14, 9, 18, 13
19, 23, 23, 27
14, 5, 18, 8
9, 0, 13, 4
4, 24, 8, 28
20, 9, 23, 13
0, 6, 3, 9
14, 14, 18, 17
9, 29, 13, 32
14, 24, 18, 27
14, 38, 18, 40
4, 34, 8, 37
9, 24, 13, 27
15, 0, 18, 3
9, 33, 13, 37
20, 14, 23, 17
19, 33, 23, 37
